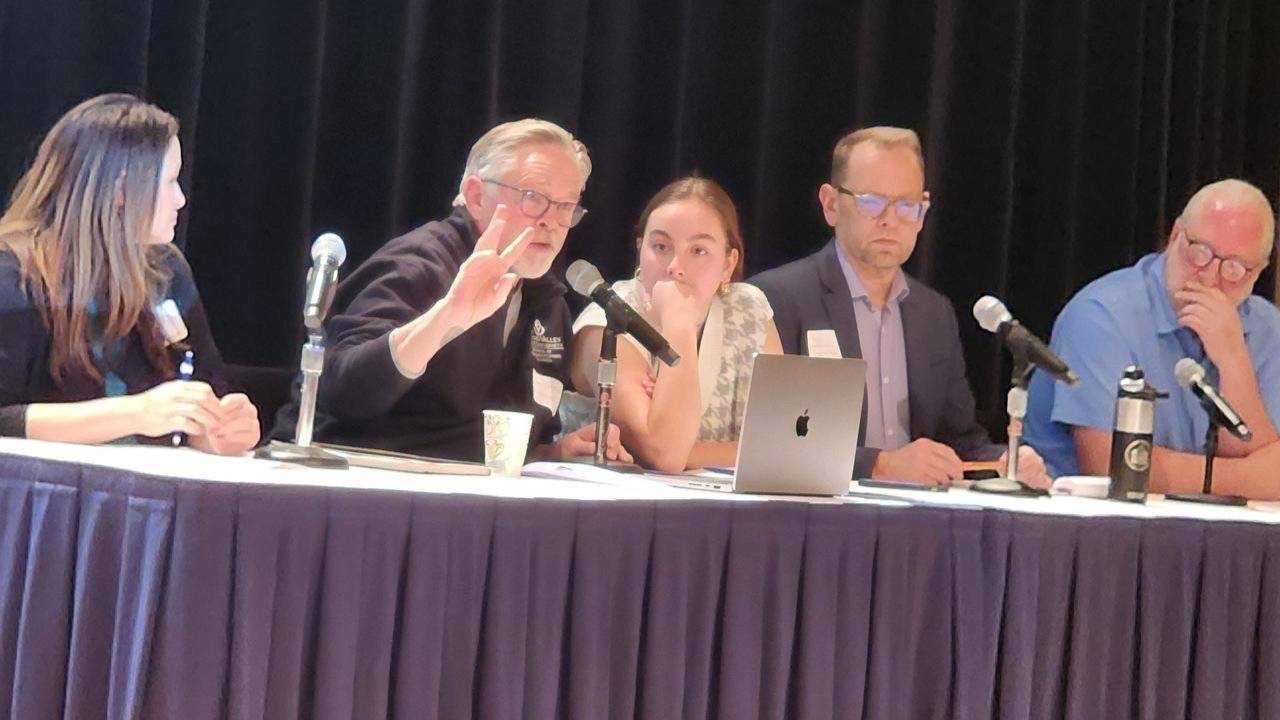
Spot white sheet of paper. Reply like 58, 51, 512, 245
532, 370, 564, 414
806, 329, 843, 359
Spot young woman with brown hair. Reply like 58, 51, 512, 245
568, 176, 783, 472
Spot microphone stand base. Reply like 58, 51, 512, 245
971, 477, 1021, 493
255, 440, 350, 469
1166, 423, 1244, 504
968, 477, 1049, 497
1165, 492, 1247, 507
561, 456, 646, 474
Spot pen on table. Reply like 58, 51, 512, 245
172, 349, 194, 447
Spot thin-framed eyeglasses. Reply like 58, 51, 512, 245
482, 179, 587, 228
835, 187, 930, 223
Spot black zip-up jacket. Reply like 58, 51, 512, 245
272, 207, 572, 460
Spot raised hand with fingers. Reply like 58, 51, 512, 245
439, 205, 534, 332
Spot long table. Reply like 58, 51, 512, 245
2, 437, 1279, 719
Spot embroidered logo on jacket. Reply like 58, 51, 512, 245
531, 318, 564, 363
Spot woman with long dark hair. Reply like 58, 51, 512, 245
0, 94, 259, 453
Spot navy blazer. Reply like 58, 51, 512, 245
749, 240, 1001, 478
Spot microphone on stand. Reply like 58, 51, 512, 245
566, 260, 680, 367
1174, 358, 1252, 441
967, 295, 1071, 493
973, 295, 1078, 385
564, 259, 673, 467
256, 232, 351, 469
1165, 358, 1250, 506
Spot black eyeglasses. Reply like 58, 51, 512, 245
835, 187, 930, 223
482, 179, 588, 228
1179, 229, 1266, 284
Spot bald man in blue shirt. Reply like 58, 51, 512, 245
1024, 179, 1280, 500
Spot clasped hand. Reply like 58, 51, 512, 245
135, 380, 260, 455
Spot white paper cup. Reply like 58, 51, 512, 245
483, 410, 534, 476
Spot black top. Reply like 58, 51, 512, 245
0, 245, 230, 439
272, 207, 573, 460
749, 239, 1002, 478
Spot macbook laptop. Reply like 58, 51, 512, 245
670, 354, 866, 496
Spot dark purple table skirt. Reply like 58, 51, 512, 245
2, 453, 1279, 719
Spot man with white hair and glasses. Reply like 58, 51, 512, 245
751, 126, 1049, 487
275, 119, 629, 463
1024, 179, 1280, 499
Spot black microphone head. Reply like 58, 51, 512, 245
566, 259, 605, 297
973, 295, 1012, 333
1174, 358, 1204, 387
655, 345, 681, 367
312, 233, 347, 266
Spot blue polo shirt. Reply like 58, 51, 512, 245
1023, 252, 1280, 477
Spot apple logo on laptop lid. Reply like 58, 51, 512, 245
795, 409, 810, 438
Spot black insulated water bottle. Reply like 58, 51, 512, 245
1108, 366, 1162, 502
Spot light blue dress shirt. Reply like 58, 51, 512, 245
836, 245, 911, 450
1024, 252, 1280, 476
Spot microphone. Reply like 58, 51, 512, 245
1175, 358, 1252, 441
973, 295, 1079, 385
303, 233, 347, 330
565, 260, 681, 367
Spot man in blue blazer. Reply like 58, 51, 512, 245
750, 126, 1048, 486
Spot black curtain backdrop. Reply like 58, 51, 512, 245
2, 0, 1279, 437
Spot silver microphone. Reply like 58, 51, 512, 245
973, 295, 1078, 385
303, 233, 347, 330
1174, 358, 1252, 441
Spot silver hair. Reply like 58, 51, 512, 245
452, 118, 592, 206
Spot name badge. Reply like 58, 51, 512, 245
154, 299, 188, 345
806, 329, 842, 359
